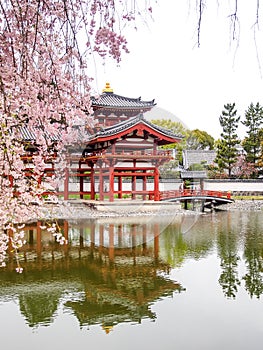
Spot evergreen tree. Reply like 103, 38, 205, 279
242, 102, 263, 176
215, 103, 240, 177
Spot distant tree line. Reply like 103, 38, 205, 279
152, 101, 263, 179
214, 102, 263, 178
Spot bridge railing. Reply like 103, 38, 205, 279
159, 189, 232, 200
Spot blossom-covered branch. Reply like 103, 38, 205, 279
0, 0, 154, 268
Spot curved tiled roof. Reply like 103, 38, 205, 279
183, 150, 216, 169
91, 92, 156, 109
89, 114, 182, 142
16, 126, 59, 142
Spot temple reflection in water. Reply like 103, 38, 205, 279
1, 217, 184, 331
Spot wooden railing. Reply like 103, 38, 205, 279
159, 189, 232, 200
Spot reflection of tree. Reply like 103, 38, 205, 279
19, 291, 60, 327
217, 231, 240, 299
162, 224, 187, 267
243, 214, 263, 298
161, 217, 214, 268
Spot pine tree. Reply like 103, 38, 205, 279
242, 102, 263, 176
215, 103, 240, 177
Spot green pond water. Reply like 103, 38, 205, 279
1, 210, 263, 350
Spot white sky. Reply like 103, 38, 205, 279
90, 1, 263, 140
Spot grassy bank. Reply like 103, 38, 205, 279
232, 195, 263, 200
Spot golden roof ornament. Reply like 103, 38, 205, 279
103, 82, 113, 93
102, 324, 114, 334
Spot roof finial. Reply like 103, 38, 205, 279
103, 82, 113, 93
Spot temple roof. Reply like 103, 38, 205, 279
16, 126, 59, 143
16, 84, 178, 147
16, 115, 181, 147
89, 114, 182, 145
91, 83, 156, 111
183, 150, 216, 170
180, 170, 208, 179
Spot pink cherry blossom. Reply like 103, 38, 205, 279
0, 0, 155, 270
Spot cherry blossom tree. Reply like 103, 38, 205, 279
0, 0, 154, 269
232, 154, 258, 179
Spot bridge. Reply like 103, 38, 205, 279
159, 189, 234, 211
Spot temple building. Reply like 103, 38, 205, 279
19, 83, 182, 202
62, 83, 182, 201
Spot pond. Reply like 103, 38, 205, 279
1, 210, 263, 350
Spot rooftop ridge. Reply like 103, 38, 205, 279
90, 114, 182, 140
91, 92, 156, 107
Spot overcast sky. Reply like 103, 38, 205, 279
90, 1, 263, 140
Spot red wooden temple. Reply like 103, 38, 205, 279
19, 83, 182, 202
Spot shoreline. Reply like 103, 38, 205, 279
220, 199, 263, 211
37, 199, 263, 221
39, 200, 184, 220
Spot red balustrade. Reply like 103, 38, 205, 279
159, 189, 232, 200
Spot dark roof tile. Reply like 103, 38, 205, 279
16, 126, 59, 142
180, 170, 208, 179
89, 114, 182, 141
91, 92, 156, 109
183, 150, 216, 169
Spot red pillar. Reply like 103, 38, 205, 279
99, 168, 104, 200
79, 228, 84, 249
90, 222, 95, 251
117, 224, 123, 247
154, 234, 159, 261
79, 161, 83, 199
63, 221, 69, 255
142, 224, 147, 253
143, 171, 147, 200
36, 221, 42, 257
132, 174, 136, 200
131, 224, 136, 248
154, 167, 160, 201
132, 159, 136, 200
109, 165, 114, 202
64, 168, 69, 200
118, 175, 122, 199
109, 224, 114, 262
63, 221, 69, 241
99, 224, 104, 254
90, 166, 95, 200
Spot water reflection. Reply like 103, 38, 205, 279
1, 217, 184, 330
159, 211, 263, 299
243, 212, 263, 298
1, 210, 263, 334
215, 211, 263, 299
217, 229, 241, 299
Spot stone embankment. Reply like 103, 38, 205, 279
221, 199, 263, 211
40, 199, 185, 220
38, 198, 263, 220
